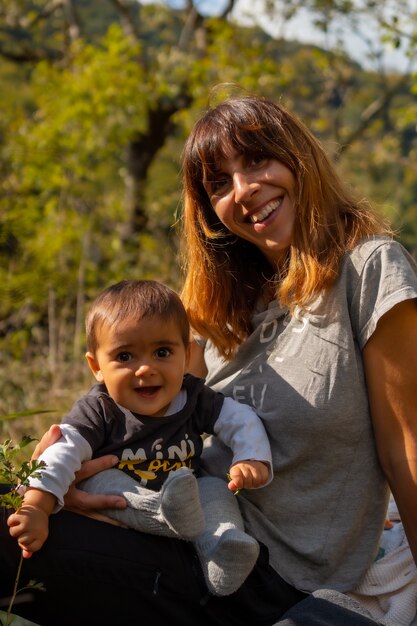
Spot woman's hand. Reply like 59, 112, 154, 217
32, 425, 128, 526
63, 456, 128, 525
31, 423, 63, 459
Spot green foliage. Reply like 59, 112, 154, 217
0, 0, 417, 385
0, 434, 46, 626
0, 1, 415, 618
0, 24, 155, 363
0, 437, 46, 508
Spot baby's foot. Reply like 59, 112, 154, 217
160, 467, 205, 540
200, 528, 259, 596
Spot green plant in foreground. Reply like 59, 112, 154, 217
0, 436, 46, 626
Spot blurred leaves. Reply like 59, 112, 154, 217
0, 0, 416, 384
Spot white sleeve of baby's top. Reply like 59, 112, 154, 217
27, 424, 93, 512
213, 397, 273, 486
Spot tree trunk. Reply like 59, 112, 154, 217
48, 287, 57, 374
123, 100, 185, 240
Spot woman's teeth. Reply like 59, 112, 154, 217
250, 200, 279, 223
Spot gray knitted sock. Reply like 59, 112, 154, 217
80, 467, 204, 540
194, 476, 260, 596
79, 468, 174, 536
160, 467, 205, 540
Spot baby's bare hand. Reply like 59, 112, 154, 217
228, 460, 269, 492
8, 504, 49, 558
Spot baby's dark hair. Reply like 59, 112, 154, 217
86, 280, 190, 354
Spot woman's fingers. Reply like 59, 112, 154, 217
64, 485, 127, 511
31, 424, 63, 460
62, 456, 127, 512
64, 506, 128, 528
31, 432, 127, 516
73, 455, 120, 482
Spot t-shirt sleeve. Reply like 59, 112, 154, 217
62, 393, 108, 450
27, 423, 92, 511
213, 397, 273, 486
349, 240, 417, 349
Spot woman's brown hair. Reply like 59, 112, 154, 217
179, 95, 391, 359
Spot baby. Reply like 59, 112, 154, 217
8, 279, 273, 595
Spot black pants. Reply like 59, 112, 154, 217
0, 502, 381, 626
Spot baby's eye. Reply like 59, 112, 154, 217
155, 347, 171, 358
117, 352, 132, 363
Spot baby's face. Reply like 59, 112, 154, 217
87, 315, 189, 416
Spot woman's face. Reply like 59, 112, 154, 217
203, 149, 296, 266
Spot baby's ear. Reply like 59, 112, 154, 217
85, 352, 104, 382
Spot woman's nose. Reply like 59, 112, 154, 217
232, 171, 259, 204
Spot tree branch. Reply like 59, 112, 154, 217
0, 1, 66, 63
60, 0, 81, 43
338, 74, 410, 156
108, 0, 140, 42
177, 5, 205, 51
18, 0, 63, 29
0, 40, 62, 62
218, 0, 238, 20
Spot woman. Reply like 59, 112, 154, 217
180, 95, 417, 583
2, 94, 417, 626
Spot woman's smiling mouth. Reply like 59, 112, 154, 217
248, 199, 281, 224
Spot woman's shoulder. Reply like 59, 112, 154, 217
339, 236, 417, 348
344, 235, 417, 277
348, 234, 404, 259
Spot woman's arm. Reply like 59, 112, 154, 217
363, 298, 417, 564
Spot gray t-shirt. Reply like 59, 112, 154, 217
200, 236, 417, 592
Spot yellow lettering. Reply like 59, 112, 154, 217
118, 458, 146, 472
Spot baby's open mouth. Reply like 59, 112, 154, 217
135, 386, 160, 397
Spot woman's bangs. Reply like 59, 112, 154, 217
195, 127, 270, 183
193, 126, 231, 180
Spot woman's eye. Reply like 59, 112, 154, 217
155, 347, 171, 358
248, 155, 268, 168
117, 352, 132, 363
206, 177, 230, 195
213, 178, 229, 191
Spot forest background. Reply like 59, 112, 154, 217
1, 0, 417, 443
